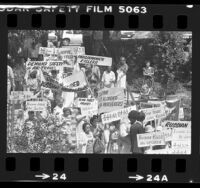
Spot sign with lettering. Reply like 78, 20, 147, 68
101, 106, 136, 124
26, 100, 47, 111
98, 87, 124, 114
10, 91, 34, 101
162, 121, 191, 129
77, 98, 98, 116
77, 55, 112, 66
137, 132, 165, 147
140, 107, 166, 122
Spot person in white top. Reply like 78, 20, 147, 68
53, 98, 64, 121
116, 56, 128, 89
101, 66, 116, 88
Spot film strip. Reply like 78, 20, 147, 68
0, 3, 199, 183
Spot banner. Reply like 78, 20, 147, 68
62, 71, 87, 89
162, 121, 191, 129
26, 100, 47, 111
101, 106, 136, 124
137, 132, 165, 147
10, 91, 34, 101
140, 107, 166, 122
77, 98, 98, 116
77, 55, 112, 67
98, 87, 124, 114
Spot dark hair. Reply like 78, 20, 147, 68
63, 108, 72, 115
82, 122, 90, 132
90, 115, 98, 125
51, 70, 57, 74
28, 111, 34, 115
137, 111, 146, 122
128, 110, 140, 124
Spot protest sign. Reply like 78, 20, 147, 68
59, 46, 85, 56
171, 128, 191, 154
140, 102, 160, 109
39, 47, 58, 56
101, 106, 136, 124
77, 98, 98, 116
77, 55, 112, 67
26, 61, 66, 71
162, 121, 191, 129
137, 132, 165, 147
147, 100, 166, 107
98, 87, 124, 114
140, 107, 166, 122
62, 71, 87, 89
26, 100, 47, 111
10, 91, 34, 101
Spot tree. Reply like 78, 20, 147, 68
150, 31, 191, 92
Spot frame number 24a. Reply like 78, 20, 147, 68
129, 174, 168, 182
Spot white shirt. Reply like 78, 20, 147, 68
102, 71, 116, 88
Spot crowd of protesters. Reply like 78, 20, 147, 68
7, 30, 188, 154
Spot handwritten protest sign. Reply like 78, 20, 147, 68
62, 71, 87, 89
26, 100, 47, 111
140, 107, 166, 122
140, 102, 160, 109
77, 98, 98, 116
162, 121, 191, 129
39, 47, 58, 56
77, 55, 112, 67
171, 128, 191, 154
101, 106, 136, 124
98, 87, 124, 114
59, 46, 85, 55
147, 100, 166, 107
26, 61, 66, 71
137, 132, 165, 147
10, 91, 34, 101
39, 46, 85, 56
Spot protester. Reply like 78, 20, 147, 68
128, 110, 145, 154
82, 122, 95, 153
25, 70, 41, 94
116, 56, 128, 90
101, 66, 116, 88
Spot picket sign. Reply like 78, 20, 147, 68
77, 55, 112, 67
139, 106, 166, 122
10, 91, 34, 101
162, 121, 191, 129
98, 87, 125, 114
77, 98, 98, 116
171, 128, 191, 154
26, 100, 47, 111
39, 46, 85, 56
26, 60, 66, 71
101, 105, 137, 124
137, 131, 166, 147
